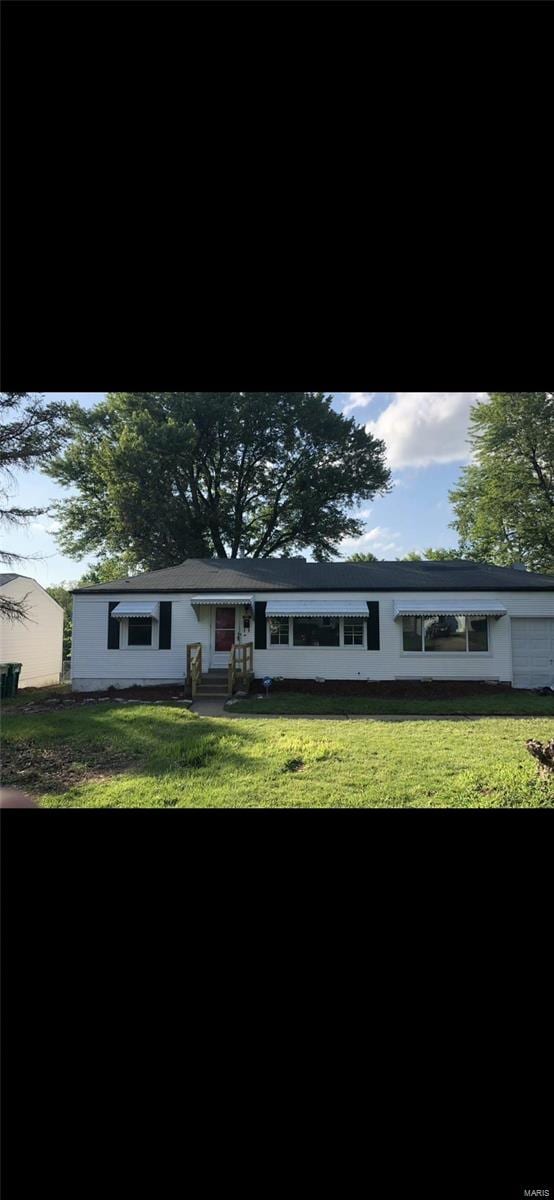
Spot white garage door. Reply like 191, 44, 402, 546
511, 618, 554, 689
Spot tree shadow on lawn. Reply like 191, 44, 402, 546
2, 706, 256, 799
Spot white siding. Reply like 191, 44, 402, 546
71, 587, 554, 690
0, 577, 64, 687
254, 590, 554, 684
71, 593, 211, 690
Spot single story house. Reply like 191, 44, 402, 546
70, 558, 554, 692
0, 574, 64, 688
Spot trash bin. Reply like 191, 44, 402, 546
9, 663, 22, 696
1, 663, 22, 699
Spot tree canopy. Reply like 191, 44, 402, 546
402, 548, 462, 562
48, 392, 392, 566
46, 585, 73, 659
449, 393, 554, 574
345, 551, 379, 562
0, 393, 69, 620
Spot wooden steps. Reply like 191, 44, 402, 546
195, 670, 229, 698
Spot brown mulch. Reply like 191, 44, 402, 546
81, 685, 187, 702
251, 678, 516, 699
1, 741, 135, 792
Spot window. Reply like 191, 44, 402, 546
468, 617, 488, 652
424, 614, 466, 652
344, 620, 364, 646
270, 618, 289, 646
403, 616, 422, 651
293, 617, 340, 647
402, 615, 488, 653
127, 617, 153, 646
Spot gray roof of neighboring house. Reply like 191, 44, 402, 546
0, 574, 19, 586
73, 558, 554, 594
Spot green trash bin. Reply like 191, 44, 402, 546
1, 663, 22, 699
9, 663, 22, 697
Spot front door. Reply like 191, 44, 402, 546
212, 606, 236, 665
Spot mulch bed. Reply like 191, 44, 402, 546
79, 685, 188, 702
251, 678, 516, 699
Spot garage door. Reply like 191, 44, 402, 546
511, 618, 554, 689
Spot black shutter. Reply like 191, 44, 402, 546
159, 602, 172, 650
366, 601, 380, 650
108, 602, 120, 649
255, 601, 267, 649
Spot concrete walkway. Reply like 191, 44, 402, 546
192, 698, 229, 718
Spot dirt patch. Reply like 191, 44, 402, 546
252, 679, 516, 700
283, 758, 305, 773
1, 742, 135, 793
4, 685, 188, 716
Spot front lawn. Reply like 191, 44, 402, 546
228, 691, 554, 716
2, 702, 553, 807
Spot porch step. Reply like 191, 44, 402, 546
196, 691, 230, 699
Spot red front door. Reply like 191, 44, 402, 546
215, 607, 235, 652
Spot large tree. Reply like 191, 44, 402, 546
46, 585, 73, 659
402, 548, 462, 561
0, 393, 69, 620
346, 552, 379, 562
449, 393, 554, 574
48, 393, 392, 565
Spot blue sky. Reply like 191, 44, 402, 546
11, 392, 485, 587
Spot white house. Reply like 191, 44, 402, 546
70, 558, 554, 692
0, 574, 64, 688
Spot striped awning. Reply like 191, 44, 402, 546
266, 599, 369, 618
111, 601, 160, 620
394, 600, 507, 620
191, 594, 254, 606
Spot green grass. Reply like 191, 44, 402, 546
229, 691, 554, 716
2, 702, 553, 807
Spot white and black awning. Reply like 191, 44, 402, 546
111, 601, 160, 620
190, 594, 254, 607
266, 599, 369, 618
393, 600, 507, 620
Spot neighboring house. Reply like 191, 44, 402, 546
0, 575, 64, 687
70, 558, 554, 692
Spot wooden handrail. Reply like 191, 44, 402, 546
228, 642, 254, 696
186, 642, 202, 697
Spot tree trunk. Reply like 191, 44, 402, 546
526, 739, 554, 781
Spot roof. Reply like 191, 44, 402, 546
0, 574, 64, 611
73, 558, 554, 594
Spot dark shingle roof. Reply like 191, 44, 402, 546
0, 574, 18, 587
73, 558, 554, 594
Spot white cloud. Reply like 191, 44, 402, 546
342, 391, 376, 416
30, 520, 60, 535
339, 525, 403, 559
366, 392, 487, 469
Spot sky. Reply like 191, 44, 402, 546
8, 392, 486, 588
